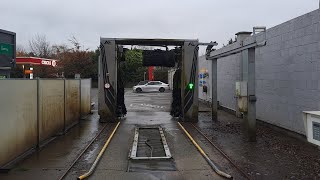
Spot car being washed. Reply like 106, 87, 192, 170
133, 81, 169, 93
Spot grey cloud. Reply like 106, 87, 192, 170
1, 0, 318, 50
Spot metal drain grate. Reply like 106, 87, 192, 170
130, 127, 172, 160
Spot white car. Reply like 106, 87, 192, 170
133, 81, 170, 93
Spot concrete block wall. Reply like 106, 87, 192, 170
217, 54, 241, 110
199, 9, 320, 134
198, 53, 241, 110
255, 9, 320, 134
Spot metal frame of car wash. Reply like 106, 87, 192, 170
98, 38, 217, 122
206, 27, 266, 142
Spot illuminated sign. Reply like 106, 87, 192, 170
41, 60, 51, 65
188, 83, 194, 90
16, 57, 58, 67
52, 60, 57, 67
0, 43, 13, 56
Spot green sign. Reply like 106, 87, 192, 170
188, 83, 194, 90
0, 43, 13, 56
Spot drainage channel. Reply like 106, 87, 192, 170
127, 126, 176, 172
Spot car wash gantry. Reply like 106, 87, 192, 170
98, 38, 217, 122
56, 38, 257, 179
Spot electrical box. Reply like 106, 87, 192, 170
236, 81, 247, 97
236, 81, 248, 112
303, 111, 320, 146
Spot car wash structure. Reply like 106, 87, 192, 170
206, 28, 266, 142
98, 38, 216, 122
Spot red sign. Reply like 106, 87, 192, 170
148, 66, 154, 80
16, 57, 58, 67
52, 60, 57, 67
41, 60, 51, 65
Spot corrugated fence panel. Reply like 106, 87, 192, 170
39, 80, 64, 141
0, 80, 37, 167
81, 79, 91, 115
65, 80, 80, 127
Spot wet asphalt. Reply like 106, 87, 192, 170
6, 87, 316, 180
0, 89, 228, 180
7, 87, 314, 179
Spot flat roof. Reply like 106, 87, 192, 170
100, 38, 198, 46
0, 29, 16, 35
16, 57, 58, 66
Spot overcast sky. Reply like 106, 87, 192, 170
1, 0, 319, 52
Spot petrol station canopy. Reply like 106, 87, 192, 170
16, 57, 58, 67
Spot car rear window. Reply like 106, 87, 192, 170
138, 81, 148, 85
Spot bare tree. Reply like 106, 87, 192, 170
68, 36, 89, 51
16, 44, 25, 53
29, 34, 52, 58
16, 44, 28, 57
52, 44, 70, 54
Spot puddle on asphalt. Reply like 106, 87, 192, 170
130, 103, 166, 109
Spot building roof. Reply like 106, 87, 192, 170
16, 57, 58, 67
100, 38, 198, 46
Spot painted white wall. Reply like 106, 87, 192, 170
198, 9, 320, 134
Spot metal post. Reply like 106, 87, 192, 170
181, 47, 185, 120
247, 48, 256, 141
79, 78, 82, 118
22, 65, 25, 78
206, 29, 263, 141
241, 48, 256, 142
212, 59, 218, 120
30, 67, 33, 79
63, 79, 66, 134
36, 78, 40, 149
